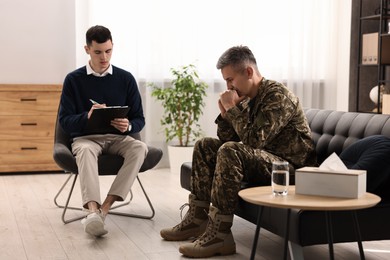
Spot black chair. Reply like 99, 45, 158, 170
53, 110, 163, 224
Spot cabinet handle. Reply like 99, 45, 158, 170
20, 123, 37, 126
21, 147, 38, 150
20, 98, 37, 102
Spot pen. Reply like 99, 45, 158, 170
89, 99, 100, 105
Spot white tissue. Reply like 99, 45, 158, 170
319, 152, 348, 171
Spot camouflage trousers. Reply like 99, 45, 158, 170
191, 137, 286, 215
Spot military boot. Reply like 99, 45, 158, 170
160, 194, 209, 241
179, 205, 236, 258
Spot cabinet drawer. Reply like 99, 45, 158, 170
0, 139, 53, 160
0, 115, 56, 140
0, 140, 59, 172
0, 91, 61, 116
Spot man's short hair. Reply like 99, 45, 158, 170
216, 45, 258, 73
86, 25, 112, 46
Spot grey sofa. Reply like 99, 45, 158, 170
180, 108, 390, 258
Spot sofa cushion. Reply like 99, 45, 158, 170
339, 135, 390, 196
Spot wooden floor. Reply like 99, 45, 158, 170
0, 168, 389, 260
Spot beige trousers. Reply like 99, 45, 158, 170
72, 134, 148, 208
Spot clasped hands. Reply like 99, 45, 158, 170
218, 90, 246, 118
88, 103, 130, 133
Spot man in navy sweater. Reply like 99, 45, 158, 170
59, 25, 148, 237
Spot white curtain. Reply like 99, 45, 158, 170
76, 0, 342, 166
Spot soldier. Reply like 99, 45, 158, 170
160, 45, 317, 258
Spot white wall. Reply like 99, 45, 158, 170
336, 0, 352, 112
0, 0, 352, 111
0, 0, 76, 84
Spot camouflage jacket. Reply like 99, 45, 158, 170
215, 78, 317, 168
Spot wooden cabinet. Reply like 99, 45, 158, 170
0, 84, 62, 173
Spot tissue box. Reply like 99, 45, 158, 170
295, 167, 367, 198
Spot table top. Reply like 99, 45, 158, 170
238, 186, 381, 211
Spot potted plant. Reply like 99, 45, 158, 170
150, 64, 208, 173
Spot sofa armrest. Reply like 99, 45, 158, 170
180, 162, 192, 191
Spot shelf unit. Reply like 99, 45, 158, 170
355, 0, 390, 113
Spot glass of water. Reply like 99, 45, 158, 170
271, 161, 289, 196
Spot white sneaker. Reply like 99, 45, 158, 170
81, 212, 108, 237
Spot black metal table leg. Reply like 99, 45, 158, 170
325, 211, 335, 260
250, 206, 264, 260
352, 211, 365, 260
284, 209, 291, 260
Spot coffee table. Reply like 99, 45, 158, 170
238, 186, 381, 260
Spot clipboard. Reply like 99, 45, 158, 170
84, 106, 130, 134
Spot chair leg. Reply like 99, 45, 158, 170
53, 171, 73, 209
54, 173, 155, 224
108, 176, 155, 219
110, 190, 133, 210
54, 172, 85, 224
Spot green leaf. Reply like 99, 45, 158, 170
149, 63, 208, 146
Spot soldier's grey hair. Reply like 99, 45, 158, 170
216, 45, 259, 74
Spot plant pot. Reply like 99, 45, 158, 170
168, 145, 194, 174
